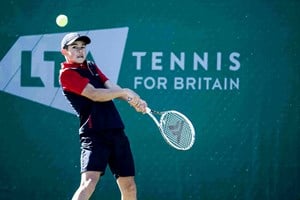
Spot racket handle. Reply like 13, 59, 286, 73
145, 107, 151, 113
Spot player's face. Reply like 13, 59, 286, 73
63, 41, 87, 64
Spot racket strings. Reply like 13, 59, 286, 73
160, 112, 194, 149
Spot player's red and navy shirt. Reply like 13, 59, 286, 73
59, 61, 124, 134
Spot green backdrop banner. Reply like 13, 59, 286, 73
0, 1, 299, 199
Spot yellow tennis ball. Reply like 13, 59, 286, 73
56, 14, 68, 27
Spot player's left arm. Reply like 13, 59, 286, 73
104, 80, 147, 112
104, 80, 127, 100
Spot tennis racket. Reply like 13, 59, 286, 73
145, 107, 195, 151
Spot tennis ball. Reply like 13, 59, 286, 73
56, 14, 68, 27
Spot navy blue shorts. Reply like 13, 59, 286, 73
80, 129, 135, 178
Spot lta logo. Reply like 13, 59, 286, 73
0, 27, 128, 114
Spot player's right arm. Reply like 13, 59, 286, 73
82, 83, 146, 113
60, 68, 139, 102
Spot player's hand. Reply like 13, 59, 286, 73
128, 97, 146, 112
123, 88, 147, 113
133, 99, 147, 113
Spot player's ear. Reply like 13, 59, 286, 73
61, 48, 68, 55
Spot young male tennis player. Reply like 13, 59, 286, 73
59, 32, 147, 200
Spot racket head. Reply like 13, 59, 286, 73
159, 110, 195, 150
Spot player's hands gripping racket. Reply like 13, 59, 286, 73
145, 107, 195, 151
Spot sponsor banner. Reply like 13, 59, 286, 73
1, 27, 242, 115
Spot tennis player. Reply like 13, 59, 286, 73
59, 32, 147, 200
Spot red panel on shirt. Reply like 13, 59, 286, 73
60, 69, 90, 95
